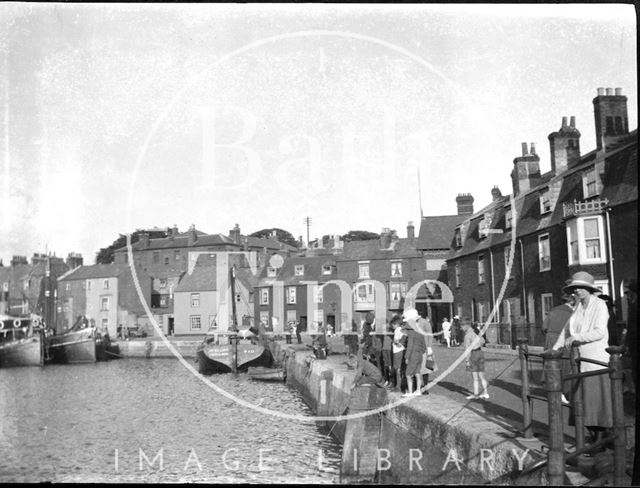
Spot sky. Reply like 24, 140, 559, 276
0, 3, 637, 265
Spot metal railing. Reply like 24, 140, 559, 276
517, 338, 626, 485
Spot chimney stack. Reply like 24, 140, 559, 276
456, 194, 474, 216
66, 252, 83, 268
229, 223, 241, 244
593, 87, 628, 151
11, 255, 28, 266
139, 232, 150, 249
511, 142, 541, 196
187, 225, 197, 246
380, 227, 392, 249
548, 116, 581, 174
407, 221, 415, 239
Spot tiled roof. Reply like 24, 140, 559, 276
59, 263, 132, 281
257, 255, 337, 286
600, 140, 637, 207
120, 233, 237, 252
243, 235, 298, 252
416, 215, 465, 250
174, 263, 216, 292
337, 238, 421, 261
115, 232, 296, 253
448, 131, 638, 260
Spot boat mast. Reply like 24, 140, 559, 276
229, 264, 238, 373
230, 265, 238, 332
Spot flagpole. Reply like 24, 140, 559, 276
417, 165, 424, 220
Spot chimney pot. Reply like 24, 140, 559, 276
606, 88, 614, 96
407, 221, 415, 239
570, 116, 576, 128
530, 142, 536, 155
521, 142, 528, 156
615, 87, 622, 96
597, 87, 605, 96
562, 116, 568, 127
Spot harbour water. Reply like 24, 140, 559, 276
0, 359, 342, 483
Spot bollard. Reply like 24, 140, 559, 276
541, 349, 565, 486
606, 346, 626, 487
570, 344, 585, 451
518, 338, 533, 438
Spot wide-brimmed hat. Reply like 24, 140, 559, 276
402, 308, 419, 322
562, 271, 601, 294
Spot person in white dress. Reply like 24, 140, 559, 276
442, 318, 452, 347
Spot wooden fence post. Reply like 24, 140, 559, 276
541, 349, 565, 486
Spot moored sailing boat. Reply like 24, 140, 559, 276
46, 316, 100, 364
196, 266, 272, 375
0, 314, 45, 368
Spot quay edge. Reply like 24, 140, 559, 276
270, 341, 549, 484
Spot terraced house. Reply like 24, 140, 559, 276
447, 87, 637, 347
254, 255, 340, 335
56, 263, 152, 337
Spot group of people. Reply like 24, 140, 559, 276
357, 309, 437, 397
440, 316, 464, 347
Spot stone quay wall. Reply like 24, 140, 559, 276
271, 341, 544, 484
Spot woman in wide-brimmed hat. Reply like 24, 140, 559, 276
553, 271, 612, 446
401, 308, 426, 397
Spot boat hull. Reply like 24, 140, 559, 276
0, 334, 44, 368
197, 343, 273, 375
46, 329, 97, 364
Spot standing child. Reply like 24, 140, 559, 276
462, 318, 489, 399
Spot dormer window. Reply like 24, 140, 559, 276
539, 188, 551, 214
454, 228, 462, 248
294, 265, 304, 276
504, 206, 512, 230
582, 167, 600, 198
478, 219, 487, 239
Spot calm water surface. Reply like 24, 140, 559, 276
0, 359, 341, 483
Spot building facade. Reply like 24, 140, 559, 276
446, 87, 637, 346
57, 263, 152, 337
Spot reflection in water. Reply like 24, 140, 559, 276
0, 359, 341, 483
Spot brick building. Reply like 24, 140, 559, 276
0, 253, 78, 327
447, 87, 637, 346
254, 255, 340, 334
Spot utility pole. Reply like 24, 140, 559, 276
303, 216, 312, 247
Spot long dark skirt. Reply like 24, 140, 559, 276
581, 373, 613, 428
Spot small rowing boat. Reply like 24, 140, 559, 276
247, 366, 286, 382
